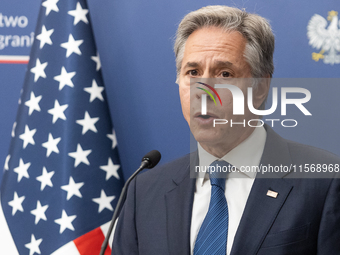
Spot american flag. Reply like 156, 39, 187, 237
0, 0, 123, 254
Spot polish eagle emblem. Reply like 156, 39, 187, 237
307, 10, 340, 65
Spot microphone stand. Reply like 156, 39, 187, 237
99, 160, 149, 255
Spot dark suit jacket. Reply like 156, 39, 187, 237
112, 126, 340, 255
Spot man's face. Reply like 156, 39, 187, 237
178, 26, 265, 156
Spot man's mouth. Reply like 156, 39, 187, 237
194, 112, 218, 118
193, 113, 219, 124
198, 114, 212, 119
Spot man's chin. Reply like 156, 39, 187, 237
191, 131, 225, 146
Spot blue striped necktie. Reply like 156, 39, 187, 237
194, 160, 230, 255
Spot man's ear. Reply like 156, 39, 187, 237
253, 75, 271, 109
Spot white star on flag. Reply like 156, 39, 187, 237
61, 177, 84, 200
68, 2, 89, 25
31, 201, 49, 225
30, 59, 48, 82
11, 122, 16, 137
53, 66, 76, 90
76, 111, 99, 134
60, 34, 83, 58
36, 167, 55, 191
42, 0, 59, 15
4, 155, 10, 170
18, 90, 22, 104
25, 92, 42, 115
68, 144, 91, 167
92, 189, 115, 213
54, 210, 77, 234
48, 100, 68, 123
42, 133, 61, 157
91, 52, 101, 71
36, 25, 54, 49
14, 158, 31, 182
25, 234, 43, 255
8, 192, 25, 216
19, 125, 37, 149
100, 158, 120, 180
107, 129, 118, 149
84, 79, 104, 102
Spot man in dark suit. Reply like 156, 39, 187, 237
112, 5, 340, 255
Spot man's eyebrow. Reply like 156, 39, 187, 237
182, 62, 201, 69
214, 60, 233, 67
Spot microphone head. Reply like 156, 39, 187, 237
142, 150, 161, 169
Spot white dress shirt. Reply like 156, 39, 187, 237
190, 126, 267, 255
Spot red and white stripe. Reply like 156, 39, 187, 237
51, 222, 113, 255
0, 55, 29, 64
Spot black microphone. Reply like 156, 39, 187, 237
99, 150, 161, 255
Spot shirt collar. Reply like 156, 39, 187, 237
197, 125, 267, 186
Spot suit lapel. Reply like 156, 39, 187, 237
165, 153, 197, 255
231, 125, 294, 255
231, 178, 293, 254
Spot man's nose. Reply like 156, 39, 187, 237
194, 83, 215, 103
201, 70, 211, 79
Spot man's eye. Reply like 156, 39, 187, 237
188, 70, 198, 76
220, 71, 230, 78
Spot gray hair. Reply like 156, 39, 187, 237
174, 5, 275, 81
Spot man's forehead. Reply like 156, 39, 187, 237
180, 28, 247, 69
185, 27, 246, 47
